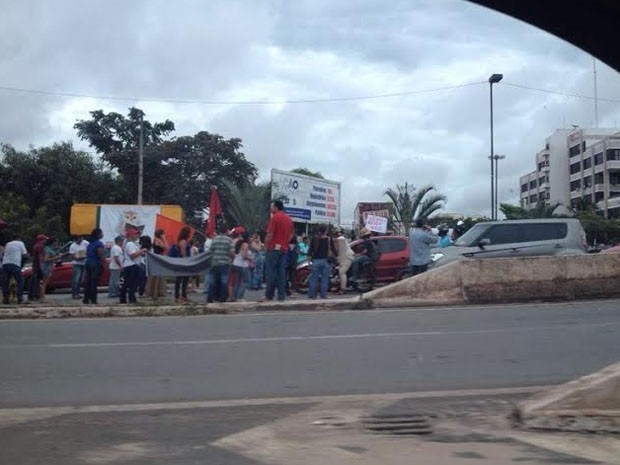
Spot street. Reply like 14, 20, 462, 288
1, 299, 618, 408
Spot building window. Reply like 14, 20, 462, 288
610, 174, 620, 185
606, 149, 620, 161
594, 173, 604, 185
595, 192, 604, 202
583, 157, 592, 169
582, 141, 586, 151
584, 176, 593, 188
569, 162, 581, 174
529, 194, 537, 203
569, 144, 581, 157
594, 152, 604, 165
570, 180, 581, 191
521, 183, 528, 193
538, 193, 546, 202
529, 180, 537, 190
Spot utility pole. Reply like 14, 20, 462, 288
137, 113, 144, 205
593, 56, 599, 128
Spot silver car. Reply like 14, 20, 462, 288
430, 218, 587, 269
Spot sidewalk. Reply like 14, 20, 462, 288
3, 391, 616, 464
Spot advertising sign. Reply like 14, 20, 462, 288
271, 169, 341, 224
365, 214, 388, 233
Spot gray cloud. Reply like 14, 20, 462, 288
2, 0, 620, 223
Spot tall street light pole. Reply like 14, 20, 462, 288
489, 73, 503, 220
491, 154, 506, 220
137, 113, 144, 205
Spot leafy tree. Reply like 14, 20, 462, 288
154, 132, 258, 224
0, 142, 126, 235
75, 109, 258, 221
0, 192, 64, 247
384, 183, 446, 233
291, 168, 324, 179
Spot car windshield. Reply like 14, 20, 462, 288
453, 224, 487, 247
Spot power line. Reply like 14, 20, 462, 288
502, 82, 620, 103
0, 82, 485, 106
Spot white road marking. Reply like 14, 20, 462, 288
1, 320, 618, 349
0, 385, 551, 420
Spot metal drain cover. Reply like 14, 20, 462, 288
362, 413, 434, 435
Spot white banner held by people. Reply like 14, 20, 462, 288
365, 214, 388, 234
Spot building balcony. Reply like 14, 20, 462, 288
569, 172, 581, 181
597, 196, 620, 210
607, 161, 620, 170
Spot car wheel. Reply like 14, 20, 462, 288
396, 267, 413, 281
294, 268, 310, 294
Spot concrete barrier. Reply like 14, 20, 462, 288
514, 361, 620, 433
366, 253, 620, 306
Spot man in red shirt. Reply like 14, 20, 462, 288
264, 200, 294, 301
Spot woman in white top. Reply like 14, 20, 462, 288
232, 231, 251, 301
333, 227, 354, 293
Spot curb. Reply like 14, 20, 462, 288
514, 361, 620, 433
0, 295, 475, 319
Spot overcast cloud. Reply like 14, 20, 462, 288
2, 0, 620, 223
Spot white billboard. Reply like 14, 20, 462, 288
271, 169, 341, 224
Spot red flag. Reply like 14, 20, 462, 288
155, 214, 196, 251
206, 186, 222, 238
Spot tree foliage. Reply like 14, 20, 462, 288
291, 167, 324, 179
384, 183, 446, 233
0, 142, 125, 243
500, 202, 562, 220
74, 108, 258, 224
221, 180, 272, 233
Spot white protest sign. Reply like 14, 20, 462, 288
365, 214, 388, 233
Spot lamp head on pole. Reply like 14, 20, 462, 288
489, 73, 503, 84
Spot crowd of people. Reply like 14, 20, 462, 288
1, 202, 468, 306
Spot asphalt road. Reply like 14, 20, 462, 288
0, 299, 619, 408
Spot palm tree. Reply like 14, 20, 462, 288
500, 201, 563, 219
384, 183, 446, 234
221, 180, 272, 233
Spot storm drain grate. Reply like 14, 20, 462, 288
361, 413, 434, 436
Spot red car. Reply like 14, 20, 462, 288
22, 243, 111, 293
349, 235, 411, 283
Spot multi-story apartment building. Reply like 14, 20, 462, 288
520, 128, 620, 217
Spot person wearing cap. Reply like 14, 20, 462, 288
28, 234, 48, 301
83, 228, 106, 305
350, 227, 377, 283
120, 227, 145, 304
1, 234, 28, 305
108, 236, 124, 299
69, 235, 89, 299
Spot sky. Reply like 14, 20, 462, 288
2, 0, 620, 224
